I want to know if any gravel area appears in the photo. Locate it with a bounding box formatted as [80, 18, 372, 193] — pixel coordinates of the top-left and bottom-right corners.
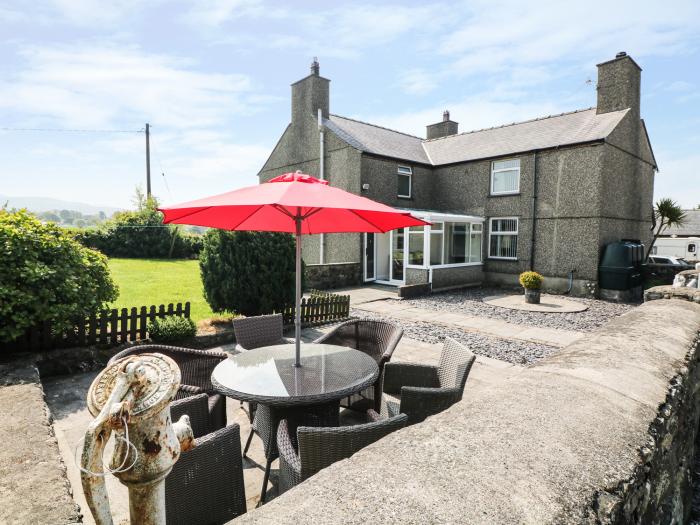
[352, 309, 559, 365]
[399, 287, 636, 333]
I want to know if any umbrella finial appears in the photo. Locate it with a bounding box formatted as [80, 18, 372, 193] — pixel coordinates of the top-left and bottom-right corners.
[310, 57, 319, 75]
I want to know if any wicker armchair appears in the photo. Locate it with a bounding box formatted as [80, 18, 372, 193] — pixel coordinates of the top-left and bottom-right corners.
[313, 319, 403, 412]
[166, 394, 246, 524]
[108, 344, 228, 430]
[276, 411, 408, 495]
[381, 337, 476, 425]
[232, 313, 295, 455]
[232, 313, 294, 353]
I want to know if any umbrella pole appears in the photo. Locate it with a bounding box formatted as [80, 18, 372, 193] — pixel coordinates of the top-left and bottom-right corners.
[295, 217, 302, 367]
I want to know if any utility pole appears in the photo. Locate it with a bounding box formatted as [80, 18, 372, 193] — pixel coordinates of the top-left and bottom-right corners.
[145, 123, 151, 197]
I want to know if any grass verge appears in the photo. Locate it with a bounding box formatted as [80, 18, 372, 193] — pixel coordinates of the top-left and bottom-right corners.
[107, 258, 215, 322]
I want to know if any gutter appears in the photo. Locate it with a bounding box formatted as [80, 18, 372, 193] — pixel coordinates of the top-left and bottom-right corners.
[319, 108, 325, 264]
[529, 150, 538, 271]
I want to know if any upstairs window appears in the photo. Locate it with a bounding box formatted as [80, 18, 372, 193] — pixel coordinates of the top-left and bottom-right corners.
[491, 158, 520, 195]
[398, 166, 412, 198]
[489, 218, 518, 259]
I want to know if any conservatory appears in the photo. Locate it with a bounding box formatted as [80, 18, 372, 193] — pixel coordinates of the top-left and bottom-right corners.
[363, 210, 485, 288]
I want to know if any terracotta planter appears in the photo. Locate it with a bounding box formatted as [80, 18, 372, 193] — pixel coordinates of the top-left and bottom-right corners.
[524, 287, 541, 304]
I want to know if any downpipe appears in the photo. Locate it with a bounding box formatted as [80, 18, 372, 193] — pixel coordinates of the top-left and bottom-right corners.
[318, 108, 325, 265]
[564, 269, 576, 295]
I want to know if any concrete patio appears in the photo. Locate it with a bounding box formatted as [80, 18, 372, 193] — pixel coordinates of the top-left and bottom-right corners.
[42, 324, 520, 524]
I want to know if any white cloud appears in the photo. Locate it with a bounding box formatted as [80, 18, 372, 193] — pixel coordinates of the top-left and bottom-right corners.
[0, 43, 276, 206]
[0, 44, 257, 129]
[356, 97, 564, 138]
[398, 69, 440, 96]
[185, 0, 266, 27]
[441, 0, 700, 65]
[47, 0, 147, 26]
[188, 2, 449, 59]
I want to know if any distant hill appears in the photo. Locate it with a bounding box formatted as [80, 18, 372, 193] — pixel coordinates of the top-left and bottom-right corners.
[0, 194, 123, 216]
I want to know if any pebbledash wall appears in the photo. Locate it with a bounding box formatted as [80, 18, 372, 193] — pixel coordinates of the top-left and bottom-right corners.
[258, 55, 655, 296]
[236, 299, 700, 524]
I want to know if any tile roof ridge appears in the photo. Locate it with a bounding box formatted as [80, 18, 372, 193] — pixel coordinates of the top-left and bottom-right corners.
[330, 113, 424, 140]
[422, 107, 600, 143]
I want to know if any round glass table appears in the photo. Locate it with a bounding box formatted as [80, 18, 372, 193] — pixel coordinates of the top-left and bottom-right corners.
[211, 343, 379, 406]
[211, 343, 379, 503]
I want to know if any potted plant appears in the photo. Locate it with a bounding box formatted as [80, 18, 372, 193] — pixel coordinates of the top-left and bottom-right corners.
[519, 271, 544, 304]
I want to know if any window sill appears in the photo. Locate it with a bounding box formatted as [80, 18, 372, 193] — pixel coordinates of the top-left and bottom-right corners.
[487, 257, 518, 261]
[488, 192, 521, 198]
[406, 262, 484, 270]
[397, 195, 413, 200]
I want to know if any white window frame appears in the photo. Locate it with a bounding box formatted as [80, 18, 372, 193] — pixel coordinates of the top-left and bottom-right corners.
[488, 217, 519, 260]
[490, 158, 520, 195]
[406, 225, 426, 267]
[397, 166, 412, 198]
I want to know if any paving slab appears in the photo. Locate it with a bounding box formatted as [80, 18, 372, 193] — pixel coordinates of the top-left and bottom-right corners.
[484, 294, 588, 313]
[329, 285, 398, 306]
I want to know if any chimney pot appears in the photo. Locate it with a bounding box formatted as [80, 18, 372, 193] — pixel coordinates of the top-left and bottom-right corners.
[311, 57, 320, 75]
[427, 111, 458, 139]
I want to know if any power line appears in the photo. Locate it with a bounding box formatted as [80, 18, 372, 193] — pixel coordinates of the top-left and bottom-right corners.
[0, 127, 144, 133]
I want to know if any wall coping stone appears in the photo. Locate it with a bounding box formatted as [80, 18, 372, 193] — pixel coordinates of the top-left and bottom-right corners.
[236, 300, 700, 524]
[306, 262, 359, 267]
[645, 285, 700, 303]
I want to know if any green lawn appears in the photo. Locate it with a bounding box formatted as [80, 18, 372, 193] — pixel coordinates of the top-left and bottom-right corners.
[108, 258, 215, 322]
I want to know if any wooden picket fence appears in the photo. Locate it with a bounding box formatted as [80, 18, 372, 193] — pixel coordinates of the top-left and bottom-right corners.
[282, 292, 350, 327]
[1, 302, 190, 353]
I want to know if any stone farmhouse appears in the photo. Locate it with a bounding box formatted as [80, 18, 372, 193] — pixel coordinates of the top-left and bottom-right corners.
[258, 53, 657, 296]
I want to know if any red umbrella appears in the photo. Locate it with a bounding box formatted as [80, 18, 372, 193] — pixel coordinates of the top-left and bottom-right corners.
[160, 171, 428, 366]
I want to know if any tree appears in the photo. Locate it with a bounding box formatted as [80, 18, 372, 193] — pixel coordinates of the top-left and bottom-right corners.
[0, 210, 118, 343]
[645, 198, 687, 260]
[199, 230, 298, 316]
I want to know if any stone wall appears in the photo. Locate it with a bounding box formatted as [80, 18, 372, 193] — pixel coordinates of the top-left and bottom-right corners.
[645, 285, 700, 304]
[431, 264, 483, 290]
[236, 300, 700, 524]
[0, 363, 81, 525]
[305, 262, 361, 290]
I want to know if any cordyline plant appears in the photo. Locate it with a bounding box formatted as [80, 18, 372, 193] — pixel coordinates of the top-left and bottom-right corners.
[0, 209, 118, 343]
[645, 198, 686, 260]
[519, 271, 544, 289]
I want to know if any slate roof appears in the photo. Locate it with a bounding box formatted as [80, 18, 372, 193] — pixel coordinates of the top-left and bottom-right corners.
[326, 115, 429, 164]
[326, 107, 629, 166]
[662, 210, 700, 237]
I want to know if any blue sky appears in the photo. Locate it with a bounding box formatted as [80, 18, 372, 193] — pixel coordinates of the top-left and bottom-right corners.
[1, 0, 699, 210]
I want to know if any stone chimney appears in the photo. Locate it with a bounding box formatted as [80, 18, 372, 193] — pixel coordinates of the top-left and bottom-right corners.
[596, 52, 641, 118]
[291, 57, 329, 124]
[426, 110, 459, 139]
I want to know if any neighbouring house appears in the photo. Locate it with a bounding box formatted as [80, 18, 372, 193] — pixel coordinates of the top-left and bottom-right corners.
[660, 209, 700, 238]
[258, 53, 657, 296]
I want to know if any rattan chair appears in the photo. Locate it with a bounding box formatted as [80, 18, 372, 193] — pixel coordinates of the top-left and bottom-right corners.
[313, 319, 403, 412]
[232, 313, 294, 353]
[276, 411, 408, 495]
[232, 313, 295, 455]
[380, 337, 476, 425]
[166, 394, 246, 524]
[108, 344, 228, 429]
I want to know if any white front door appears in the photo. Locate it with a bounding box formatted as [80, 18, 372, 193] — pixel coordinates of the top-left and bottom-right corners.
[364, 233, 376, 281]
[366, 231, 405, 285]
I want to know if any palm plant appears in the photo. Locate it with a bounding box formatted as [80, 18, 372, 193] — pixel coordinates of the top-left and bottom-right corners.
[645, 198, 686, 260]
